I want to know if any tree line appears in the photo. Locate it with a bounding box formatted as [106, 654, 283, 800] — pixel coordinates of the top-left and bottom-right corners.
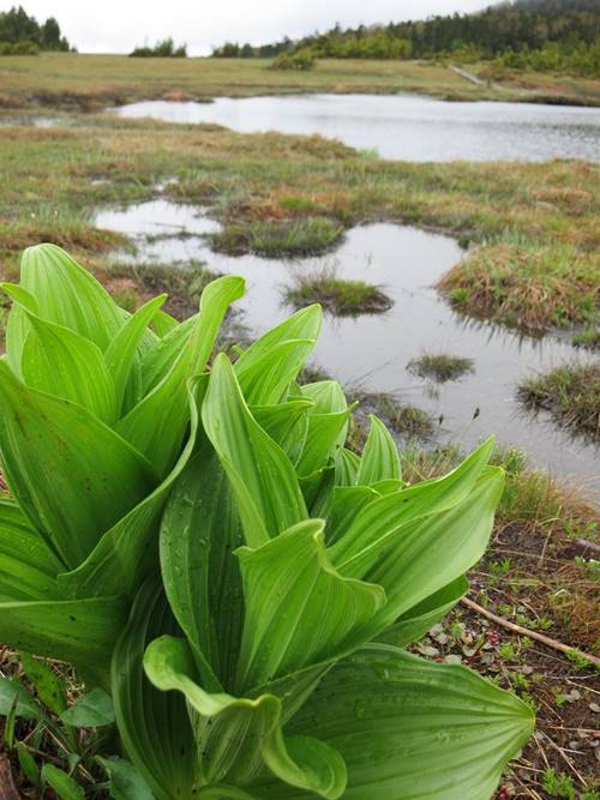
[0, 5, 72, 54]
[211, 0, 600, 77]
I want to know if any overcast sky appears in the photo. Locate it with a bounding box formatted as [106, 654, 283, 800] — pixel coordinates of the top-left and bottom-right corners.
[11, 0, 493, 55]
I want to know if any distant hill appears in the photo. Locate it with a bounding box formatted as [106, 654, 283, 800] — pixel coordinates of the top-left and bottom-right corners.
[212, 0, 600, 78]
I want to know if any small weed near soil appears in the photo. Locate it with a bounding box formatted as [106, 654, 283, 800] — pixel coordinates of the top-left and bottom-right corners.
[210, 217, 344, 257]
[573, 327, 600, 352]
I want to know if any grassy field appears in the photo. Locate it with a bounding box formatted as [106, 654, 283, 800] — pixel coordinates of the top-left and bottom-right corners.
[1, 53, 600, 110]
[0, 114, 598, 333]
[0, 72, 599, 796]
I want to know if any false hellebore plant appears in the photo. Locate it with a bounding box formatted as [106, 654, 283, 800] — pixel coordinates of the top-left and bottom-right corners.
[0, 244, 534, 799]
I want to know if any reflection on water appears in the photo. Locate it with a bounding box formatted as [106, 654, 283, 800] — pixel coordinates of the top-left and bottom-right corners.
[114, 94, 600, 162]
[95, 199, 600, 497]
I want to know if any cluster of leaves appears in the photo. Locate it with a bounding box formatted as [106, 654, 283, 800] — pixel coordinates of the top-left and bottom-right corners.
[0, 4, 71, 53]
[130, 37, 187, 58]
[0, 244, 533, 798]
[269, 52, 316, 71]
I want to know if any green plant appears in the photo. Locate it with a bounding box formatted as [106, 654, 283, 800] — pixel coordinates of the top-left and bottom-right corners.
[0, 244, 534, 798]
[0, 243, 244, 687]
[0, 658, 142, 794]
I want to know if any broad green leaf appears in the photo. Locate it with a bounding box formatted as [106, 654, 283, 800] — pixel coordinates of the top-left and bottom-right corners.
[376, 576, 468, 648]
[328, 438, 494, 573]
[58, 377, 205, 599]
[0, 499, 62, 600]
[139, 313, 198, 394]
[295, 408, 354, 478]
[21, 653, 67, 716]
[197, 787, 262, 799]
[104, 294, 167, 416]
[116, 276, 244, 477]
[202, 354, 307, 548]
[97, 757, 154, 800]
[0, 360, 157, 569]
[235, 519, 385, 692]
[363, 468, 504, 630]
[251, 400, 312, 464]
[300, 466, 336, 517]
[0, 595, 126, 687]
[41, 764, 85, 800]
[112, 579, 197, 800]
[4, 284, 38, 377]
[0, 677, 40, 719]
[236, 339, 316, 406]
[324, 486, 379, 546]
[356, 416, 400, 486]
[152, 308, 179, 337]
[17, 745, 41, 789]
[19, 244, 123, 351]
[234, 305, 322, 379]
[161, 447, 244, 690]
[335, 448, 360, 487]
[60, 688, 115, 727]
[2, 286, 118, 423]
[282, 645, 534, 800]
[144, 635, 347, 799]
[301, 381, 347, 414]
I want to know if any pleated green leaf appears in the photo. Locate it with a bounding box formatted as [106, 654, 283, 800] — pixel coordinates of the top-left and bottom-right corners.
[0, 499, 63, 600]
[282, 645, 534, 800]
[144, 635, 347, 799]
[112, 579, 197, 800]
[376, 575, 468, 648]
[139, 314, 198, 395]
[235, 340, 316, 406]
[160, 445, 244, 690]
[235, 519, 385, 693]
[335, 448, 361, 487]
[19, 244, 124, 351]
[202, 354, 307, 548]
[0, 595, 126, 686]
[363, 468, 504, 630]
[104, 294, 167, 416]
[328, 438, 494, 574]
[233, 305, 322, 381]
[2, 286, 118, 424]
[58, 377, 205, 600]
[116, 276, 244, 477]
[0, 360, 157, 569]
[251, 400, 312, 464]
[356, 415, 401, 486]
[295, 408, 354, 478]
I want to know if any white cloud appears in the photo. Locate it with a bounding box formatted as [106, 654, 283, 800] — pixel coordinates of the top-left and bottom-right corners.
[15, 0, 492, 55]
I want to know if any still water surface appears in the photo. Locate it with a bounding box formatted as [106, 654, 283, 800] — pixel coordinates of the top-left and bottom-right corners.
[115, 94, 600, 162]
[96, 199, 600, 497]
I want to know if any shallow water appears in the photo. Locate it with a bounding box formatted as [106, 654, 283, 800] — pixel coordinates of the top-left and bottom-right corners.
[114, 94, 600, 162]
[95, 199, 600, 497]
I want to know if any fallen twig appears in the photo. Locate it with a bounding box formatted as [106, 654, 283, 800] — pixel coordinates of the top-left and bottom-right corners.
[460, 597, 600, 668]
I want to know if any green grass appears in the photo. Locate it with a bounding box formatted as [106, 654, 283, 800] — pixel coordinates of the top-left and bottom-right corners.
[573, 326, 600, 351]
[284, 268, 392, 316]
[1, 54, 600, 111]
[407, 352, 475, 383]
[0, 113, 599, 332]
[210, 217, 344, 257]
[439, 238, 600, 331]
[518, 364, 600, 441]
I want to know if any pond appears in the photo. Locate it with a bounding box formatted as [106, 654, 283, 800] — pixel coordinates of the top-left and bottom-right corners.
[95, 199, 600, 497]
[114, 94, 600, 162]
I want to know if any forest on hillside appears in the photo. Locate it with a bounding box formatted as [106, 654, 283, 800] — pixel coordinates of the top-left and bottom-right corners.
[212, 0, 600, 77]
[0, 5, 72, 54]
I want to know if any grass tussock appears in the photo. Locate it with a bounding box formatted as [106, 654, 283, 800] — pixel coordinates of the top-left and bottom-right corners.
[284, 268, 393, 316]
[572, 326, 600, 351]
[210, 217, 344, 257]
[439, 241, 600, 331]
[518, 363, 600, 441]
[407, 352, 475, 383]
